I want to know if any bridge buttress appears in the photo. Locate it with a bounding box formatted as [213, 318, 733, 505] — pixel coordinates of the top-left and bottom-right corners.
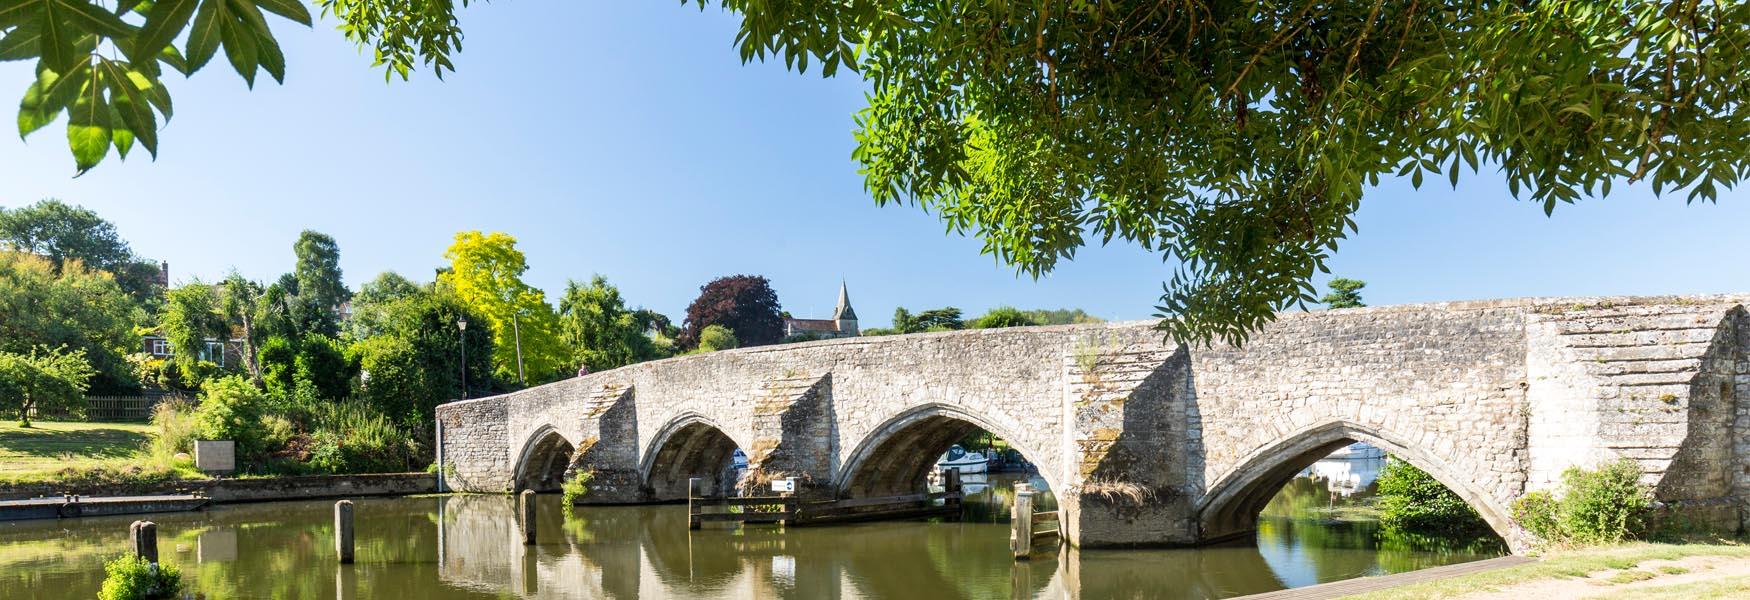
[742, 372, 836, 498]
[568, 384, 643, 503]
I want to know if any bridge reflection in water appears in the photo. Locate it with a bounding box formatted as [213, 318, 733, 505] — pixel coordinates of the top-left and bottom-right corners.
[0, 473, 1499, 600]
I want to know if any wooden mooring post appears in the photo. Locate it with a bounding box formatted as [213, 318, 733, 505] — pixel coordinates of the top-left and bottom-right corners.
[687, 477, 703, 530]
[129, 520, 158, 564]
[941, 468, 963, 521]
[519, 490, 537, 545]
[334, 500, 355, 564]
[1010, 483, 1034, 560]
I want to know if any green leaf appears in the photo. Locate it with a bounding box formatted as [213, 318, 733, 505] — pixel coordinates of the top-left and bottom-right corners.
[100, 58, 156, 156]
[17, 78, 53, 137]
[51, 0, 137, 38]
[218, 2, 257, 86]
[130, 68, 171, 117]
[110, 103, 134, 159]
[128, 0, 198, 65]
[18, 60, 88, 138]
[229, 0, 280, 82]
[252, 0, 309, 26]
[65, 69, 110, 173]
[0, 0, 41, 29]
[0, 20, 43, 61]
[183, 0, 224, 72]
[38, 0, 81, 72]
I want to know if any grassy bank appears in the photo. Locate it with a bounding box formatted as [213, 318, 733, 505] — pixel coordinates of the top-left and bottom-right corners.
[0, 421, 203, 486]
[1351, 542, 1750, 600]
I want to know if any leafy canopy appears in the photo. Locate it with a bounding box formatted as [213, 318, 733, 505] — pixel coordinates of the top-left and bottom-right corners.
[438, 230, 565, 385]
[558, 274, 668, 373]
[1320, 277, 1367, 309]
[0, 344, 95, 426]
[681, 274, 783, 349]
[9, 1, 1749, 343]
[0, 250, 138, 393]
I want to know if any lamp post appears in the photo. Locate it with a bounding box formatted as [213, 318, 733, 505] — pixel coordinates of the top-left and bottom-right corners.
[458, 316, 468, 400]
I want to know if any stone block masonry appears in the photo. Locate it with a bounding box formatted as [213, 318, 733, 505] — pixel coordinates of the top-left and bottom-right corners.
[436, 295, 1750, 551]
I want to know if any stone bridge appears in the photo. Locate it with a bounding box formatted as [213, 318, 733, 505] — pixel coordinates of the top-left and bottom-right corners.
[434, 295, 1750, 550]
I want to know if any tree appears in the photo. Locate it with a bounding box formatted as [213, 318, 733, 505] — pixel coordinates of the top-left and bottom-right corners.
[349, 286, 492, 424]
[1321, 278, 1368, 309]
[293, 231, 349, 337]
[10, 2, 1746, 345]
[557, 275, 666, 373]
[681, 275, 783, 349]
[346, 271, 427, 340]
[218, 273, 265, 386]
[438, 231, 565, 385]
[0, 346, 95, 427]
[1376, 457, 1489, 538]
[160, 282, 225, 379]
[0, 199, 163, 302]
[969, 307, 1040, 329]
[0, 252, 138, 393]
[1021, 309, 1103, 326]
[696, 324, 739, 353]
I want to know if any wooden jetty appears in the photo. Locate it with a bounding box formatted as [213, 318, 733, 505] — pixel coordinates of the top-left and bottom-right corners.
[0, 494, 208, 521]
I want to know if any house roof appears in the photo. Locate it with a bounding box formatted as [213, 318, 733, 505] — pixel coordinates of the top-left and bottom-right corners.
[787, 318, 842, 332]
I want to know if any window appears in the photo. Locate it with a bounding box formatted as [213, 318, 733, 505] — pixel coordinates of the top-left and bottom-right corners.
[150, 339, 171, 356]
[202, 341, 225, 367]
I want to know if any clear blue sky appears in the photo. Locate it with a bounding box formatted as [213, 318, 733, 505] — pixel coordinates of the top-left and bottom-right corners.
[4, 3, 1747, 328]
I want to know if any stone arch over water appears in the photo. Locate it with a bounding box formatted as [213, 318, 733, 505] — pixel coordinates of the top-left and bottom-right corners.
[834, 403, 1059, 499]
[1195, 419, 1515, 544]
[641, 413, 745, 500]
[513, 425, 576, 493]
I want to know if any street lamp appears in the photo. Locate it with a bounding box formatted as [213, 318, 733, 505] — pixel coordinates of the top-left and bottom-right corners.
[458, 316, 468, 400]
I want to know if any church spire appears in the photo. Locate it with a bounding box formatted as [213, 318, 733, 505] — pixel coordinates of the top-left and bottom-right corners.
[833, 280, 858, 321]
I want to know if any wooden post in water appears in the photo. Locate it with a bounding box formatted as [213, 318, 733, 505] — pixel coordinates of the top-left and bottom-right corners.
[519, 490, 537, 545]
[688, 477, 702, 530]
[942, 468, 963, 521]
[334, 500, 355, 564]
[129, 520, 158, 565]
[1010, 483, 1034, 560]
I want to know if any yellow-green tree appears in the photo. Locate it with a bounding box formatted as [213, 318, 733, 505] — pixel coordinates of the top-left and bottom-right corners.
[438, 231, 564, 386]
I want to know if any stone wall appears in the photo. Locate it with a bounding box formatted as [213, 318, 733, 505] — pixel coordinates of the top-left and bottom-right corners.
[435, 294, 1750, 549]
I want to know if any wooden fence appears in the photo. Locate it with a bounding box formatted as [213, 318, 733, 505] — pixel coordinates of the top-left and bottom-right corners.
[1, 394, 190, 422]
[687, 469, 967, 529]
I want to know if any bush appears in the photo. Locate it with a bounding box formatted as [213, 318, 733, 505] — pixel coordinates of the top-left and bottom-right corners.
[697, 325, 739, 352]
[1512, 459, 1651, 545]
[147, 398, 199, 462]
[97, 555, 181, 600]
[969, 306, 1039, 329]
[306, 399, 419, 474]
[561, 471, 593, 514]
[193, 376, 270, 463]
[1376, 457, 1490, 537]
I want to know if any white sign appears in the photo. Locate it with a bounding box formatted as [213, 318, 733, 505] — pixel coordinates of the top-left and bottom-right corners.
[771, 478, 796, 493]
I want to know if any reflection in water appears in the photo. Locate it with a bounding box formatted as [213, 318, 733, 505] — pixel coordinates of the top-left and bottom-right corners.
[0, 473, 1500, 599]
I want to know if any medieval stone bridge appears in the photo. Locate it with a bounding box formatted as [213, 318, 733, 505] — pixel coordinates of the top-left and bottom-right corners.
[434, 295, 1750, 550]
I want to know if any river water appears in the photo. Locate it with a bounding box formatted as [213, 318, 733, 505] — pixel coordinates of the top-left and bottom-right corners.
[0, 472, 1502, 599]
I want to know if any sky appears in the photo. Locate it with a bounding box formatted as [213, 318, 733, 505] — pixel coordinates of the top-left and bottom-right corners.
[3, 3, 1748, 329]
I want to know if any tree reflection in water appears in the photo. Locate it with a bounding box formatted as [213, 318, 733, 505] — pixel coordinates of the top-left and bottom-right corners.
[0, 471, 1503, 599]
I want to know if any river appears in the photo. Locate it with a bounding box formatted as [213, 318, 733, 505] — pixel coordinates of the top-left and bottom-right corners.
[0, 471, 1503, 599]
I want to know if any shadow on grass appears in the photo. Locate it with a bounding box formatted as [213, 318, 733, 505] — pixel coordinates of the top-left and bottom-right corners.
[0, 426, 149, 460]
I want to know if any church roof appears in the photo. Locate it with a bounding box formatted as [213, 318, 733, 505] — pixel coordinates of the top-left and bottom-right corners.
[833, 281, 858, 321]
[787, 318, 842, 332]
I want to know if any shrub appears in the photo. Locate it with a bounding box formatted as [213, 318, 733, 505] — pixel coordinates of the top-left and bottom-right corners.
[307, 399, 419, 474]
[147, 398, 199, 462]
[561, 471, 593, 514]
[97, 555, 181, 600]
[1376, 457, 1490, 537]
[697, 325, 739, 352]
[193, 376, 270, 463]
[1512, 459, 1651, 546]
[969, 306, 1039, 329]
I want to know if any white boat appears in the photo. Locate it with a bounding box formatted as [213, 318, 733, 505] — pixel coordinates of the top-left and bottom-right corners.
[936, 445, 990, 474]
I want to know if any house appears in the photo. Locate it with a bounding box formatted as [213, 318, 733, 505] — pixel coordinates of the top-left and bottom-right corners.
[141, 334, 246, 368]
[783, 281, 860, 339]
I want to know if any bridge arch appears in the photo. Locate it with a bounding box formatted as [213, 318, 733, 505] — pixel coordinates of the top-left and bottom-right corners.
[513, 424, 576, 493]
[835, 403, 1060, 499]
[641, 412, 746, 500]
[1195, 419, 1515, 544]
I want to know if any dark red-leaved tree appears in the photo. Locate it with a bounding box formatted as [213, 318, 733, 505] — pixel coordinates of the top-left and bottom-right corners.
[681, 275, 783, 349]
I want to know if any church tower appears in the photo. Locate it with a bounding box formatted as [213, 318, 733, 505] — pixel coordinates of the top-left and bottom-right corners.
[832, 280, 859, 336]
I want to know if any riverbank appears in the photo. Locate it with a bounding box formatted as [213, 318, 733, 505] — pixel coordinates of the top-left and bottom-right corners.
[0, 472, 436, 512]
[1349, 542, 1750, 600]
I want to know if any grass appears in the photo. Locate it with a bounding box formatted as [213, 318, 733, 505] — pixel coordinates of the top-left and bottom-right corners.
[1349, 542, 1750, 600]
[1589, 575, 1750, 599]
[0, 421, 204, 486]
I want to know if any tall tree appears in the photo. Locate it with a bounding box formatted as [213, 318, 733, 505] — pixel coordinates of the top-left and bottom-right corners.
[681, 275, 783, 349]
[10, 2, 1747, 345]
[0, 252, 138, 393]
[0, 346, 95, 427]
[218, 273, 266, 386]
[160, 282, 225, 376]
[439, 231, 565, 385]
[346, 271, 427, 340]
[0, 199, 163, 302]
[1321, 278, 1368, 309]
[557, 275, 666, 373]
[350, 285, 492, 423]
[293, 231, 349, 337]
